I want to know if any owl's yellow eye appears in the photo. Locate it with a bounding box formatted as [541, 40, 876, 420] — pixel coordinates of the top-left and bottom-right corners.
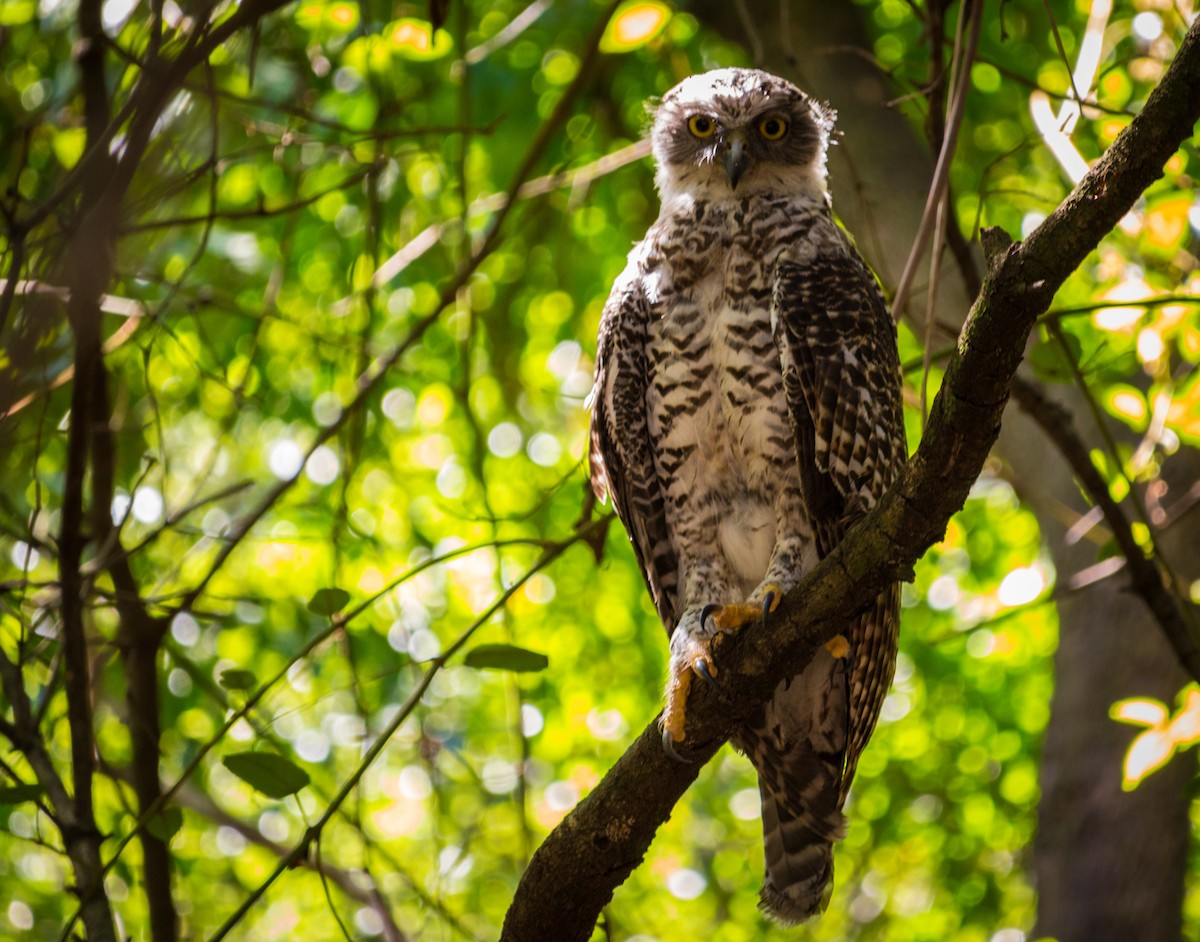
[687, 115, 716, 138]
[758, 116, 788, 140]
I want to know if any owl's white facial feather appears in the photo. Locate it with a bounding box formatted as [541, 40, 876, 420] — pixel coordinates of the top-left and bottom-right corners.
[649, 68, 834, 206]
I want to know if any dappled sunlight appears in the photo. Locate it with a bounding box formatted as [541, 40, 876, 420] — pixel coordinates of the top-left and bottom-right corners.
[1, 0, 1198, 939]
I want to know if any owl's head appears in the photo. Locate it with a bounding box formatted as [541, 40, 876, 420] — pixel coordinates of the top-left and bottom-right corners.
[649, 68, 834, 204]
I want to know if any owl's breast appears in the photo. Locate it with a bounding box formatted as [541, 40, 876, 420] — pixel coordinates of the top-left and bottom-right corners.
[643, 217, 799, 501]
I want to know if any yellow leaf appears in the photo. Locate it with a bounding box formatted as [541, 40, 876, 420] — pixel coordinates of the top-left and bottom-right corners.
[1181, 324, 1200, 361]
[1167, 688, 1200, 747]
[1142, 195, 1191, 251]
[1165, 374, 1200, 444]
[327, 2, 358, 29]
[601, 1, 672, 53]
[52, 127, 87, 169]
[388, 19, 453, 60]
[296, 1, 360, 34]
[1103, 385, 1149, 428]
[1109, 697, 1168, 727]
[1122, 729, 1174, 790]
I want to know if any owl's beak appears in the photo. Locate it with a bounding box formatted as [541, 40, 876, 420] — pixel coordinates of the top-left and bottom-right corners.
[723, 134, 750, 190]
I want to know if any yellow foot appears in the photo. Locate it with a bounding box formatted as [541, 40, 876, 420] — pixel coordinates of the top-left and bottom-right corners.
[710, 602, 758, 630]
[663, 588, 786, 748]
[663, 632, 718, 743]
[663, 664, 691, 744]
[711, 582, 785, 630]
[825, 633, 850, 659]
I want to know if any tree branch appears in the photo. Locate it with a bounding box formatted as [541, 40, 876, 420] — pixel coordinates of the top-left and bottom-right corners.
[0, 649, 73, 817]
[168, 783, 409, 942]
[1010, 376, 1200, 676]
[501, 15, 1200, 941]
[47, 2, 121, 938]
[37, 7, 311, 941]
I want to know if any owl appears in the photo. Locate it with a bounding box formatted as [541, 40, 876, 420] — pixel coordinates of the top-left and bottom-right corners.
[588, 68, 906, 922]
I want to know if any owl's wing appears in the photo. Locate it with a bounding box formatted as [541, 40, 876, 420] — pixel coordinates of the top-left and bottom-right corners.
[772, 243, 906, 556]
[771, 238, 906, 798]
[589, 277, 680, 631]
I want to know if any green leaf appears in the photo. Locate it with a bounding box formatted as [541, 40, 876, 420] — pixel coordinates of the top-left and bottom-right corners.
[463, 643, 549, 673]
[51, 127, 86, 169]
[307, 588, 350, 616]
[223, 752, 310, 799]
[219, 668, 257, 691]
[0, 784, 43, 805]
[145, 806, 184, 842]
[0, 1, 36, 26]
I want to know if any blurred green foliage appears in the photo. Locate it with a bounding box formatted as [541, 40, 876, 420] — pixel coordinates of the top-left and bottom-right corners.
[0, 1, 1198, 940]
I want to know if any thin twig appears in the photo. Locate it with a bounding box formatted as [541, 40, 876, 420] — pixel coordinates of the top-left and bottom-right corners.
[181, 0, 624, 609]
[1011, 376, 1200, 677]
[891, 0, 984, 319]
[206, 523, 601, 941]
[464, 0, 552, 64]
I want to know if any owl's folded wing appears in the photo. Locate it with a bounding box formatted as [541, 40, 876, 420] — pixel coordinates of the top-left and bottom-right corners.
[772, 244, 907, 557]
[589, 281, 680, 632]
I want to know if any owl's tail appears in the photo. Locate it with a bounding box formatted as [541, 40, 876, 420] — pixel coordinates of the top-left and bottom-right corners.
[740, 646, 849, 924]
[758, 781, 845, 923]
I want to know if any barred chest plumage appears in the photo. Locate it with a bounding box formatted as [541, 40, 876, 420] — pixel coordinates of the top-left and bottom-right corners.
[633, 192, 828, 598]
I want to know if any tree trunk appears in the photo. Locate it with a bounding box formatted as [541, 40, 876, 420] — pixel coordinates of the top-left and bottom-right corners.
[1004, 407, 1195, 942]
[1036, 588, 1190, 941]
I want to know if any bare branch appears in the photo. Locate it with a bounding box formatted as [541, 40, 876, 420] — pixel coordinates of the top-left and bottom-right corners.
[179, 0, 624, 610]
[891, 0, 983, 318]
[206, 522, 603, 941]
[1011, 377, 1200, 678]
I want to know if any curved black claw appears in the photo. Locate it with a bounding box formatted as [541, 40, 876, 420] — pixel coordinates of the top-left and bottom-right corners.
[693, 656, 720, 692]
[761, 590, 777, 619]
[662, 727, 694, 764]
[699, 603, 720, 631]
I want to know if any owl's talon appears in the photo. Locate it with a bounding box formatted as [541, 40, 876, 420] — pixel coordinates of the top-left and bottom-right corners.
[662, 726, 693, 763]
[760, 582, 784, 619]
[699, 603, 720, 632]
[694, 656, 719, 691]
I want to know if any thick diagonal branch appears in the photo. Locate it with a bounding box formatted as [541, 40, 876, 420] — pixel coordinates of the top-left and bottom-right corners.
[501, 16, 1200, 942]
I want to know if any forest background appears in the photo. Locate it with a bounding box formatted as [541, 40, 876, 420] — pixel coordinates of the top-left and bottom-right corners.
[1, 1, 1200, 940]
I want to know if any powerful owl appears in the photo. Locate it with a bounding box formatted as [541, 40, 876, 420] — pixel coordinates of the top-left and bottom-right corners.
[588, 68, 906, 921]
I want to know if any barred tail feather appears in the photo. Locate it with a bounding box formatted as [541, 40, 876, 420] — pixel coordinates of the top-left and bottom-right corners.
[759, 786, 845, 923]
[740, 647, 850, 924]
